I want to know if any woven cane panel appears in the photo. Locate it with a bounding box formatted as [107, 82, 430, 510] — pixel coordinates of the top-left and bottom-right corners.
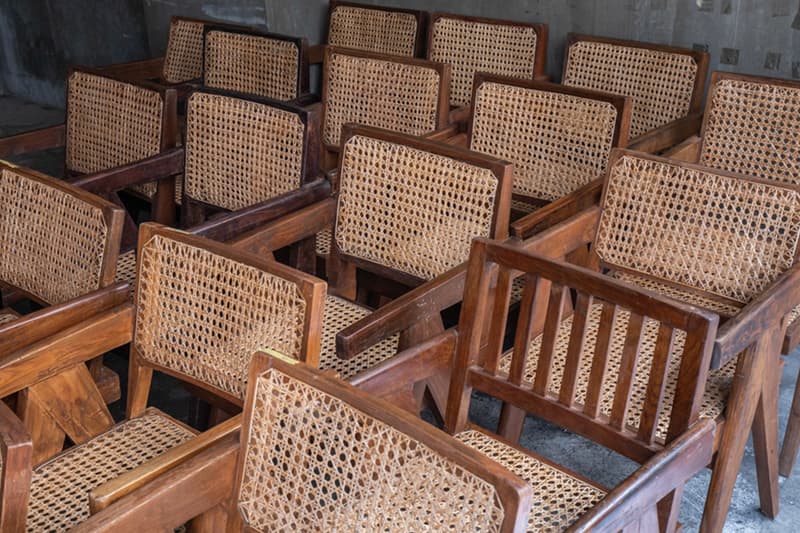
[238, 368, 506, 532]
[184, 92, 305, 210]
[26, 410, 194, 533]
[66, 71, 163, 174]
[596, 155, 800, 304]
[0, 168, 108, 305]
[335, 135, 498, 280]
[316, 227, 333, 256]
[0, 309, 19, 325]
[789, 305, 800, 327]
[134, 235, 307, 399]
[163, 19, 205, 84]
[471, 82, 618, 201]
[204, 31, 300, 101]
[115, 249, 137, 300]
[429, 18, 538, 108]
[328, 5, 418, 57]
[563, 41, 697, 138]
[701, 78, 800, 186]
[498, 303, 735, 442]
[323, 52, 442, 146]
[318, 295, 399, 380]
[457, 429, 605, 533]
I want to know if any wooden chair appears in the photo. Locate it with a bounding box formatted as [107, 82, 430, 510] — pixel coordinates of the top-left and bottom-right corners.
[0, 223, 326, 531]
[561, 33, 708, 153]
[202, 27, 309, 102]
[425, 13, 548, 120]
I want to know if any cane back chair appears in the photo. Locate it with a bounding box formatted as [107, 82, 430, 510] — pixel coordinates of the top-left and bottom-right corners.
[202, 27, 309, 102]
[0, 224, 326, 532]
[561, 34, 708, 153]
[426, 13, 548, 116]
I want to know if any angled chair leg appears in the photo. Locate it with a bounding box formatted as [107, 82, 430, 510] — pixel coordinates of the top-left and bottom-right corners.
[498, 404, 526, 443]
[780, 361, 800, 477]
[657, 486, 684, 533]
[753, 357, 782, 518]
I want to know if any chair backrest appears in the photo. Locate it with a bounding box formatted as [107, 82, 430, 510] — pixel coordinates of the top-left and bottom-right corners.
[321, 47, 450, 149]
[65, 69, 172, 175]
[202, 27, 307, 101]
[183, 90, 320, 211]
[468, 75, 630, 202]
[595, 150, 800, 306]
[562, 34, 708, 139]
[0, 163, 124, 306]
[233, 352, 532, 532]
[427, 13, 547, 108]
[326, 1, 426, 57]
[131, 224, 326, 403]
[333, 125, 511, 285]
[699, 72, 800, 187]
[446, 238, 719, 461]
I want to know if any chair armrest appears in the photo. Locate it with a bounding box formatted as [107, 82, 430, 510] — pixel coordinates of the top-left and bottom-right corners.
[97, 57, 165, 81]
[308, 44, 325, 65]
[517, 205, 600, 259]
[713, 263, 800, 368]
[448, 106, 470, 128]
[70, 434, 240, 533]
[67, 148, 185, 195]
[0, 124, 66, 158]
[511, 180, 603, 239]
[567, 418, 715, 532]
[663, 135, 702, 162]
[424, 124, 460, 142]
[626, 112, 703, 154]
[0, 401, 32, 533]
[89, 415, 242, 513]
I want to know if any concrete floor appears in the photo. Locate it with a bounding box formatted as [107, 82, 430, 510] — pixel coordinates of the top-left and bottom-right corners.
[3, 93, 800, 531]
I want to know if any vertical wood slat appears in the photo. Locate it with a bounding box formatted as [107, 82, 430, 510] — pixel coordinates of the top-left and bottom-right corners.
[637, 323, 676, 444]
[559, 292, 593, 406]
[609, 311, 645, 430]
[483, 266, 514, 375]
[508, 273, 542, 385]
[584, 301, 618, 418]
[532, 283, 568, 396]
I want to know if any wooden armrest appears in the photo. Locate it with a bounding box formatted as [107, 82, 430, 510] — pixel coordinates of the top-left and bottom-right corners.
[89, 415, 242, 513]
[337, 265, 467, 359]
[512, 180, 603, 239]
[664, 135, 702, 162]
[0, 401, 32, 533]
[191, 178, 331, 242]
[230, 197, 337, 255]
[568, 419, 715, 532]
[0, 124, 66, 158]
[423, 124, 460, 142]
[67, 148, 185, 194]
[713, 263, 800, 368]
[71, 435, 239, 533]
[97, 57, 165, 81]
[308, 44, 325, 65]
[448, 106, 470, 127]
[626, 112, 703, 154]
[517, 205, 600, 261]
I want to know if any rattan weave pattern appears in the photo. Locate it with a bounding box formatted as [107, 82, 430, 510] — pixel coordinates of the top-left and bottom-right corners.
[133, 235, 308, 399]
[316, 227, 333, 256]
[323, 52, 442, 146]
[238, 368, 506, 532]
[184, 92, 305, 210]
[328, 5, 418, 57]
[335, 135, 498, 281]
[429, 18, 538, 108]
[596, 155, 800, 304]
[701, 78, 800, 186]
[457, 429, 605, 533]
[204, 31, 300, 101]
[0, 168, 109, 305]
[563, 41, 697, 138]
[26, 409, 194, 532]
[162, 19, 205, 84]
[318, 295, 399, 379]
[470, 82, 618, 201]
[114, 249, 137, 300]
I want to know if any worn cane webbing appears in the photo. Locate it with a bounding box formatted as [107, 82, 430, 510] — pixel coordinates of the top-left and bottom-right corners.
[328, 5, 418, 57]
[498, 303, 735, 442]
[204, 31, 300, 101]
[0, 309, 19, 325]
[457, 429, 605, 533]
[597, 155, 800, 304]
[563, 41, 697, 138]
[701, 78, 800, 186]
[316, 227, 333, 256]
[318, 295, 399, 380]
[238, 368, 506, 532]
[163, 19, 205, 84]
[184, 92, 305, 211]
[429, 17, 538, 108]
[114, 249, 137, 299]
[0, 168, 109, 305]
[323, 52, 442, 146]
[26, 409, 194, 533]
[336, 135, 499, 280]
[471, 82, 618, 201]
[134, 235, 308, 399]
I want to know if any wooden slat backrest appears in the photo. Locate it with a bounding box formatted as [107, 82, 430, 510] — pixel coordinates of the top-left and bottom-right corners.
[326, 1, 425, 57]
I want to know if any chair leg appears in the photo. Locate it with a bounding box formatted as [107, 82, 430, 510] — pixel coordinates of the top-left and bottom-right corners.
[753, 357, 782, 518]
[657, 486, 684, 533]
[498, 404, 526, 443]
[780, 360, 800, 477]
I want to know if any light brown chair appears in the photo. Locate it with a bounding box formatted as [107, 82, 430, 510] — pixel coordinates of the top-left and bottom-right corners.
[0, 223, 326, 532]
[561, 33, 708, 153]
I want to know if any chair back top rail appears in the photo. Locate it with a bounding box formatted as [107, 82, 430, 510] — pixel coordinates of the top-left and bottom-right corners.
[326, 0, 427, 58]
